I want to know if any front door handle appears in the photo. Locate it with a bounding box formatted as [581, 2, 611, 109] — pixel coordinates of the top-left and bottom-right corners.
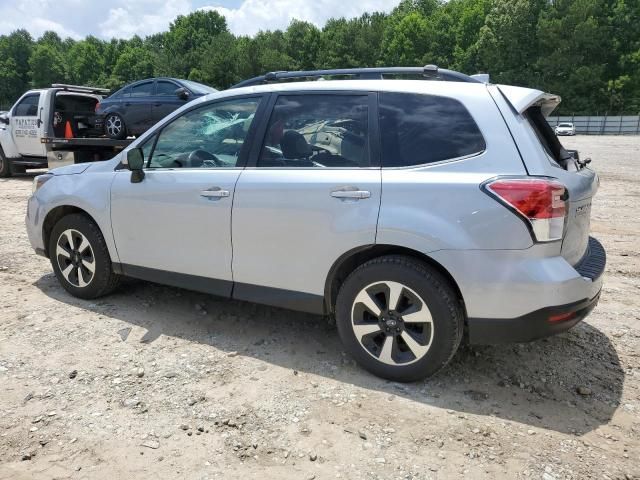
[331, 188, 371, 200]
[200, 188, 230, 199]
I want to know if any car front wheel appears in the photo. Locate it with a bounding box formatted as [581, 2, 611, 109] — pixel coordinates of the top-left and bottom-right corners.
[335, 255, 464, 382]
[49, 213, 120, 299]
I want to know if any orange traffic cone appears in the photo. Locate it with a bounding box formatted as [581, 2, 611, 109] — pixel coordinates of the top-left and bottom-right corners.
[64, 120, 73, 139]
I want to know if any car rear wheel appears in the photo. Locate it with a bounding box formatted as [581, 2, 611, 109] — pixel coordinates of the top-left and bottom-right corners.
[49, 213, 120, 299]
[105, 113, 126, 140]
[335, 255, 464, 382]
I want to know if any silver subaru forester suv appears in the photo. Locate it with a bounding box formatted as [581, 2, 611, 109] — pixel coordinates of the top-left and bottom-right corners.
[26, 66, 605, 381]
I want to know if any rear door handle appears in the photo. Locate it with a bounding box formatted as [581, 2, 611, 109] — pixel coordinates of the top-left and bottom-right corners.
[200, 188, 230, 199]
[331, 188, 371, 200]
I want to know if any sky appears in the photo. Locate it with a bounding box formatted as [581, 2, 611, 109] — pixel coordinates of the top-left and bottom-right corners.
[0, 0, 400, 40]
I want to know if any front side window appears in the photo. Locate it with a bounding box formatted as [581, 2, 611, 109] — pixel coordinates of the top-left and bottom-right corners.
[379, 92, 485, 167]
[147, 97, 261, 169]
[130, 82, 153, 97]
[155, 81, 179, 96]
[14, 94, 40, 116]
[258, 94, 370, 168]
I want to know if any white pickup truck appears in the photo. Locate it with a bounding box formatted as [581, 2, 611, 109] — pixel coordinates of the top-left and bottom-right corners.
[0, 84, 131, 177]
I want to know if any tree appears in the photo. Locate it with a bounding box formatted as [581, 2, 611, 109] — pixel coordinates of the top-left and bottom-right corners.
[29, 43, 66, 87]
[67, 39, 104, 85]
[381, 12, 432, 66]
[112, 46, 155, 84]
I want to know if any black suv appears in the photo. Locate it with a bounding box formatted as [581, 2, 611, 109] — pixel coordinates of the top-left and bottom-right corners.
[95, 78, 217, 139]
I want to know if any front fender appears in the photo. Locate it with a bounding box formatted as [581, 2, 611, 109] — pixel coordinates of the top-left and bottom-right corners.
[34, 170, 119, 262]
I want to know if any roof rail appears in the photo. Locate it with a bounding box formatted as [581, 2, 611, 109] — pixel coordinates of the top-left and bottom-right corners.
[231, 65, 481, 89]
[51, 84, 111, 95]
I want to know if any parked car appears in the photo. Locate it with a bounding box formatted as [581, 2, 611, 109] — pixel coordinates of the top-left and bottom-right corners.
[26, 66, 604, 382]
[95, 78, 217, 139]
[555, 122, 576, 136]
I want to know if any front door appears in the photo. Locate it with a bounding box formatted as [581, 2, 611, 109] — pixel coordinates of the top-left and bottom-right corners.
[11, 93, 46, 157]
[110, 95, 264, 296]
[232, 93, 381, 310]
[151, 80, 187, 123]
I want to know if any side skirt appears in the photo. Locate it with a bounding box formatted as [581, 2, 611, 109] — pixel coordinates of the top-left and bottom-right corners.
[112, 263, 325, 315]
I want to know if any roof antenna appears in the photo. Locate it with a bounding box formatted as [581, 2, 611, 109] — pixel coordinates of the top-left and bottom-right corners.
[423, 64, 439, 78]
[471, 73, 490, 83]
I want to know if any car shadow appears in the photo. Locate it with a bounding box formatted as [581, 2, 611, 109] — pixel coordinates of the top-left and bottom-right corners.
[34, 273, 623, 435]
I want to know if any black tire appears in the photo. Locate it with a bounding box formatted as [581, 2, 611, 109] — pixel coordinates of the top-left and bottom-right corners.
[104, 113, 126, 140]
[0, 147, 12, 178]
[335, 255, 464, 382]
[49, 213, 120, 299]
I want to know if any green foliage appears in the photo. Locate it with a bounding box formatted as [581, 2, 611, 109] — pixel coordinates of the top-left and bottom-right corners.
[0, 3, 639, 114]
[29, 43, 66, 88]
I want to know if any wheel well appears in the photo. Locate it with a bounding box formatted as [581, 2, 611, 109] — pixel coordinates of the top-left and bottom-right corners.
[42, 206, 93, 258]
[324, 245, 466, 316]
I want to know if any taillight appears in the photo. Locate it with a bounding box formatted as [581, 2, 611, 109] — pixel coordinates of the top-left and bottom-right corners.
[95, 102, 100, 113]
[483, 177, 568, 242]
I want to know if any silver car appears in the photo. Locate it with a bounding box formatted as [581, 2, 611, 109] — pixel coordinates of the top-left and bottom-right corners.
[26, 67, 605, 382]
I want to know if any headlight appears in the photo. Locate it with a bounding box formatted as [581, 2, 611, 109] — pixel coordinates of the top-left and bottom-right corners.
[32, 174, 53, 194]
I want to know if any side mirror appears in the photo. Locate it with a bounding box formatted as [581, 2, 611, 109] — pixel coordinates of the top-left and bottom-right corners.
[126, 148, 145, 183]
[0, 115, 9, 125]
[175, 87, 190, 101]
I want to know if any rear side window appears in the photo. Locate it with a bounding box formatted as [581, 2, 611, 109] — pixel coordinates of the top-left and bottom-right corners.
[379, 92, 485, 167]
[258, 94, 370, 168]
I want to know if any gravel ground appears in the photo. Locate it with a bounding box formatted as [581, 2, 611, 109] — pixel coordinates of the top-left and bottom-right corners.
[0, 136, 638, 480]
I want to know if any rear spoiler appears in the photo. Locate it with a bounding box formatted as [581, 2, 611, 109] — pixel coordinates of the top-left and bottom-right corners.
[497, 84, 561, 117]
[51, 84, 111, 95]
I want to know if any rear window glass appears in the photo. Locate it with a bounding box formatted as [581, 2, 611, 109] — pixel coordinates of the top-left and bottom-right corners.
[379, 92, 485, 167]
[525, 106, 568, 165]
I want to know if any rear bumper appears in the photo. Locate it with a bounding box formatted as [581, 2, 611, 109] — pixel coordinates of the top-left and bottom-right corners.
[467, 291, 601, 344]
[429, 236, 606, 344]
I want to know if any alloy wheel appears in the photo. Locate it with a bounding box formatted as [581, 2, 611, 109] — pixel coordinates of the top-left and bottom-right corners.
[56, 229, 96, 288]
[351, 281, 434, 366]
[106, 115, 122, 137]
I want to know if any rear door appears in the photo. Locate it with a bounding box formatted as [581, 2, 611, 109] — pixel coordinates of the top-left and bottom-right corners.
[231, 92, 381, 311]
[124, 81, 154, 134]
[11, 92, 46, 157]
[151, 80, 187, 123]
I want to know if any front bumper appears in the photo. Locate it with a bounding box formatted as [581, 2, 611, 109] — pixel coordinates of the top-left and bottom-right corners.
[26, 193, 46, 256]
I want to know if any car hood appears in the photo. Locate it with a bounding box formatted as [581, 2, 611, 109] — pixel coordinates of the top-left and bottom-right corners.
[50, 163, 92, 176]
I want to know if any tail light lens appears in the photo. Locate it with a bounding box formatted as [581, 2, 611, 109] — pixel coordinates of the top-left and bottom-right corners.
[484, 177, 568, 242]
[95, 102, 100, 113]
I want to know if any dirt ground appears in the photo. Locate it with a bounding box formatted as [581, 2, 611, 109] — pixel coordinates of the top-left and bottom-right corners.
[0, 136, 638, 480]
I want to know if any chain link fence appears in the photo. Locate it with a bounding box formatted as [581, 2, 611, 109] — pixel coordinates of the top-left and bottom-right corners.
[547, 115, 640, 135]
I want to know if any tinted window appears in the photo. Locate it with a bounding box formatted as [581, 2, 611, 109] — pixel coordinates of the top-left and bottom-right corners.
[148, 97, 261, 169]
[130, 82, 153, 97]
[258, 95, 369, 168]
[379, 92, 485, 167]
[156, 81, 179, 96]
[14, 94, 40, 116]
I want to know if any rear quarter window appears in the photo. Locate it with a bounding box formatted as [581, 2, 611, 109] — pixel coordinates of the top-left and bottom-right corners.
[379, 92, 485, 167]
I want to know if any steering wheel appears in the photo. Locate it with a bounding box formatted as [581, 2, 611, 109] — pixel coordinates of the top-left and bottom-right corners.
[187, 149, 223, 168]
